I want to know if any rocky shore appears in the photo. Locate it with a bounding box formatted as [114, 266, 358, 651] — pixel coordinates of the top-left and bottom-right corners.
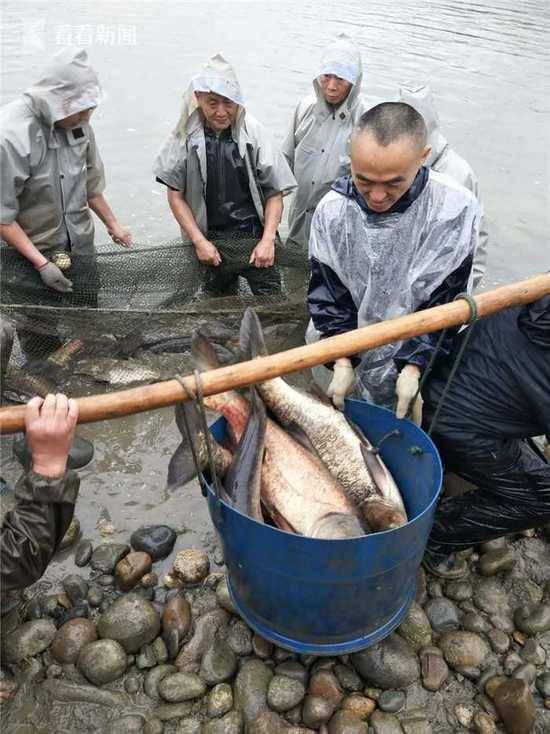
[1, 524, 549, 733]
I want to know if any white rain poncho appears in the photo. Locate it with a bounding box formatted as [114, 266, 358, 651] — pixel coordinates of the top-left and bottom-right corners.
[0, 48, 105, 254]
[399, 84, 489, 288]
[282, 35, 370, 250]
[153, 53, 296, 245]
[308, 170, 479, 408]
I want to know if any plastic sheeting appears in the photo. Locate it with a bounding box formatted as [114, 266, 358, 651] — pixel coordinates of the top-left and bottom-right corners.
[399, 84, 489, 288]
[282, 35, 369, 250]
[425, 297, 550, 553]
[308, 170, 479, 407]
[0, 48, 105, 253]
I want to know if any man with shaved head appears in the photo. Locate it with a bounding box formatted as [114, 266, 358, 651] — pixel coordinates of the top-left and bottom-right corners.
[308, 102, 479, 420]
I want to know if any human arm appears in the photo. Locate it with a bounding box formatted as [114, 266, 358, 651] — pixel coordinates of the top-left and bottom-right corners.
[0, 394, 79, 592]
[249, 193, 283, 268]
[88, 194, 132, 247]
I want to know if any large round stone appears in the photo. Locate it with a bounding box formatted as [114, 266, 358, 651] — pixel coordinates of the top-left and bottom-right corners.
[5, 619, 57, 663]
[173, 549, 210, 584]
[115, 551, 152, 592]
[200, 640, 237, 685]
[90, 543, 130, 574]
[51, 618, 98, 664]
[97, 593, 160, 652]
[131, 525, 177, 562]
[234, 659, 273, 724]
[351, 633, 419, 689]
[439, 631, 490, 670]
[267, 675, 306, 712]
[77, 639, 127, 685]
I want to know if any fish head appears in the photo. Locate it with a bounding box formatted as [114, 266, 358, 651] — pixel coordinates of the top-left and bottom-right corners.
[360, 499, 407, 532]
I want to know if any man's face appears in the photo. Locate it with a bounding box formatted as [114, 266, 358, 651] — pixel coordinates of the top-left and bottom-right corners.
[351, 131, 430, 212]
[195, 92, 238, 133]
[55, 108, 94, 129]
[319, 74, 352, 106]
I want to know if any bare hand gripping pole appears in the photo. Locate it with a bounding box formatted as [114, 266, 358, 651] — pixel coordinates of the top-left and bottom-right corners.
[1, 273, 549, 435]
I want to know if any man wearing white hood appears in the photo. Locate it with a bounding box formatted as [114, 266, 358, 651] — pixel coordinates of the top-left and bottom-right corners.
[0, 48, 131, 291]
[399, 84, 489, 288]
[282, 35, 369, 251]
[154, 54, 296, 297]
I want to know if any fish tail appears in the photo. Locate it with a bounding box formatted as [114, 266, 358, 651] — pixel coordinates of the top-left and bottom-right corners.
[239, 307, 268, 359]
[191, 331, 222, 371]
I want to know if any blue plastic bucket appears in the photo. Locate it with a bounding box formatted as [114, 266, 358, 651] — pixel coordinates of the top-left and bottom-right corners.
[204, 398, 442, 655]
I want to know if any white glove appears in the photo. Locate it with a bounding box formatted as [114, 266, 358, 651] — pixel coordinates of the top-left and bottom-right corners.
[37, 261, 73, 293]
[395, 365, 423, 425]
[326, 358, 355, 409]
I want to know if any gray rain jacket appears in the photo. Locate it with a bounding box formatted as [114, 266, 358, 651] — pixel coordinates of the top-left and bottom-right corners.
[399, 84, 489, 288]
[153, 54, 296, 245]
[0, 48, 105, 254]
[282, 35, 370, 250]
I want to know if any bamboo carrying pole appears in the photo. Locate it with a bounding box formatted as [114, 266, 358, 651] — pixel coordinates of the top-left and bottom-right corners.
[1, 273, 549, 435]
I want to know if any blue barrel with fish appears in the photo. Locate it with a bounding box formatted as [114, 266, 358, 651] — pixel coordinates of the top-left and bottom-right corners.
[204, 398, 442, 655]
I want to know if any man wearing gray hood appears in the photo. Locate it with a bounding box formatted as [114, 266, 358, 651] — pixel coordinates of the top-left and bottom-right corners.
[154, 54, 296, 298]
[0, 48, 131, 356]
[399, 84, 489, 288]
[283, 35, 369, 251]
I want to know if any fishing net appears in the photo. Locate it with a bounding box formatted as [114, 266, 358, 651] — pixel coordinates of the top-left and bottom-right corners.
[0, 237, 310, 403]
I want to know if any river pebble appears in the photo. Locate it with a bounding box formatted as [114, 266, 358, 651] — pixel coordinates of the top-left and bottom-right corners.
[108, 715, 145, 733]
[268, 675, 306, 712]
[202, 711, 243, 734]
[397, 602, 432, 650]
[51, 618, 97, 664]
[248, 711, 289, 733]
[62, 574, 89, 604]
[115, 551, 152, 591]
[461, 612, 491, 634]
[55, 600, 90, 628]
[536, 672, 550, 697]
[162, 594, 191, 659]
[252, 634, 273, 660]
[233, 659, 273, 724]
[340, 693, 376, 719]
[59, 516, 81, 550]
[97, 593, 160, 652]
[275, 661, 309, 686]
[152, 636, 168, 664]
[226, 619, 253, 656]
[136, 644, 157, 669]
[370, 710, 403, 734]
[158, 672, 206, 702]
[144, 663, 177, 700]
[77, 639, 127, 685]
[200, 639, 237, 684]
[439, 631, 489, 669]
[131, 525, 177, 561]
[520, 638, 546, 665]
[216, 578, 237, 614]
[97, 573, 115, 587]
[493, 679, 535, 734]
[173, 548, 210, 584]
[302, 695, 336, 729]
[176, 608, 229, 671]
[474, 578, 509, 615]
[328, 710, 367, 733]
[86, 584, 103, 608]
[445, 580, 472, 601]
[74, 539, 93, 567]
[378, 689, 405, 713]
[478, 547, 515, 576]
[351, 634, 419, 689]
[5, 619, 57, 663]
[472, 711, 496, 734]
[208, 682, 234, 718]
[420, 650, 448, 692]
[175, 718, 202, 734]
[143, 720, 163, 734]
[491, 614, 514, 634]
[153, 702, 194, 721]
[308, 670, 343, 707]
[512, 663, 537, 685]
[514, 602, 550, 635]
[487, 629, 510, 654]
[90, 543, 130, 574]
[423, 598, 460, 633]
[125, 675, 141, 694]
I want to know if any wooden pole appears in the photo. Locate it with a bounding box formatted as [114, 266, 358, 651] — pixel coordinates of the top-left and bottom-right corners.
[1, 273, 549, 435]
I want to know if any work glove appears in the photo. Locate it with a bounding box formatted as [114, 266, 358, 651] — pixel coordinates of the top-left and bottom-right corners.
[395, 364, 423, 426]
[326, 357, 355, 409]
[37, 261, 73, 293]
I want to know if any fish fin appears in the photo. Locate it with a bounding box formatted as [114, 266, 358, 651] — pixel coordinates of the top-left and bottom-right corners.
[239, 307, 268, 359]
[167, 441, 202, 490]
[359, 442, 396, 499]
[191, 331, 222, 371]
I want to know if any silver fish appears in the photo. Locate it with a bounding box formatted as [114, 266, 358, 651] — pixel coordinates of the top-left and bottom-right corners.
[73, 358, 160, 385]
[239, 308, 407, 532]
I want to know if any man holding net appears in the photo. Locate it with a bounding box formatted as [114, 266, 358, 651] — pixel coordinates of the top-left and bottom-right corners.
[0, 48, 131, 358]
[154, 53, 296, 299]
